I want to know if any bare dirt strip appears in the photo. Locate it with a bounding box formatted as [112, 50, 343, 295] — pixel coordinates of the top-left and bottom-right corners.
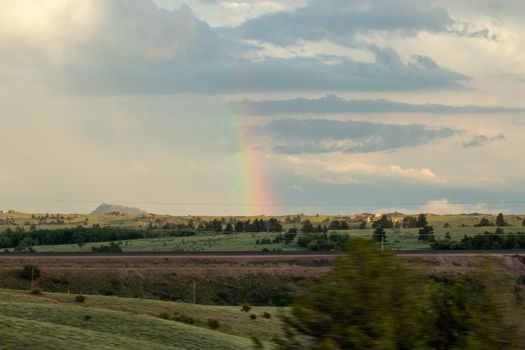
[0, 254, 334, 277]
[1, 252, 525, 277]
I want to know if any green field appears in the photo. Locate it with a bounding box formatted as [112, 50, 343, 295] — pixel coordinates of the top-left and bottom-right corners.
[11, 230, 431, 253]
[26, 232, 300, 253]
[0, 289, 283, 349]
[2, 212, 525, 253]
[2, 212, 523, 232]
[20, 228, 524, 253]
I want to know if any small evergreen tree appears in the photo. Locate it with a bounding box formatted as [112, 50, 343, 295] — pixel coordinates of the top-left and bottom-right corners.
[496, 213, 508, 227]
[301, 220, 314, 233]
[224, 222, 233, 233]
[234, 221, 244, 233]
[416, 214, 428, 228]
[328, 220, 341, 230]
[372, 226, 386, 243]
[475, 217, 493, 227]
[418, 225, 435, 242]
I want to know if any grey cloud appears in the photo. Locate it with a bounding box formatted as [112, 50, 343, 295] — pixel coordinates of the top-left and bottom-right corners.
[463, 133, 505, 148]
[236, 94, 523, 115]
[1, 0, 471, 98]
[1, 1, 251, 66]
[235, 0, 492, 46]
[2, 1, 469, 95]
[257, 119, 461, 154]
[65, 48, 468, 94]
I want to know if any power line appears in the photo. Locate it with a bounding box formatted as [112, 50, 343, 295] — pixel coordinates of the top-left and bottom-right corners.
[0, 196, 524, 207]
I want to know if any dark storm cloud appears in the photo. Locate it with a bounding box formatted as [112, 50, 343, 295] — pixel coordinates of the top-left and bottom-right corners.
[257, 119, 461, 154]
[67, 48, 468, 94]
[236, 94, 524, 115]
[9, 1, 469, 95]
[235, 0, 494, 46]
[463, 133, 505, 148]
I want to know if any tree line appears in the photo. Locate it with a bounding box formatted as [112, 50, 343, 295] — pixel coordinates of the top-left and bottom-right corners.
[431, 231, 525, 250]
[0, 226, 187, 250]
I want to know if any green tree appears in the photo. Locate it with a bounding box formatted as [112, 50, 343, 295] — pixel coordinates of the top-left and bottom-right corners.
[496, 213, 507, 227]
[402, 216, 418, 228]
[372, 215, 393, 229]
[267, 218, 283, 232]
[416, 214, 428, 228]
[18, 265, 41, 280]
[475, 217, 493, 227]
[301, 220, 314, 233]
[328, 220, 341, 230]
[418, 225, 435, 242]
[279, 239, 523, 350]
[234, 221, 244, 233]
[372, 226, 386, 243]
[279, 239, 428, 349]
[283, 232, 297, 245]
[224, 222, 233, 233]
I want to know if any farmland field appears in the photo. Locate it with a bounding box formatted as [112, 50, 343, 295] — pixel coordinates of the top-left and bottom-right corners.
[2, 212, 525, 253]
[10, 229, 525, 253]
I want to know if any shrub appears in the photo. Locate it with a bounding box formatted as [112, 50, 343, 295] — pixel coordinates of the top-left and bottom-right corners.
[158, 312, 170, 320]
[75, 295, 86, 303]
[262, 312, 272, 319]
[83, 315, 92, 321]
[29, 288, 42, 295]
[241, 304, 252, 313]
[251, 336, 264, 350]
[280, 238, 523, 349]
[173, 313, 196, 325]
[249, 314, 257, 320]
[207, 319, 220, 329]
[18, 265, 41, 280]
[91, 241, 123, 253]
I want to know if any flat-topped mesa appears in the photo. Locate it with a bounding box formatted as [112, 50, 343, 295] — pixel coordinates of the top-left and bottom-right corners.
[90, 203, 147, 216]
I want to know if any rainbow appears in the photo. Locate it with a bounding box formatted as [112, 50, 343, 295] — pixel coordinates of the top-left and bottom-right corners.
[226, 102, 275, 216]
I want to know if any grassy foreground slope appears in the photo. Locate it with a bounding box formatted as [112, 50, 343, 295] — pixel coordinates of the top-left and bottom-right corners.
[0, 289, 283, 349]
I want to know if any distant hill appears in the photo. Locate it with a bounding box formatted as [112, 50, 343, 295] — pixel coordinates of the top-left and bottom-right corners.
[90, 203, 147, 215]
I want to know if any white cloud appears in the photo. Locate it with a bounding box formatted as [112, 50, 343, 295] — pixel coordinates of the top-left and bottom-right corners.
[375, 199, 499, 215]
[1, 0, 221, 65]
[286, 156, 439, 184]
[417, 199, 497, 214]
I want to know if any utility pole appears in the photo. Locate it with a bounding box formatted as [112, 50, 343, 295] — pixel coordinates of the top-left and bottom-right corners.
[193, 282, 196, 304]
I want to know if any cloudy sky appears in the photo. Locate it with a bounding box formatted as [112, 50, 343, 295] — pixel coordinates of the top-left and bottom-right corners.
[1, 0, 525, 215]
